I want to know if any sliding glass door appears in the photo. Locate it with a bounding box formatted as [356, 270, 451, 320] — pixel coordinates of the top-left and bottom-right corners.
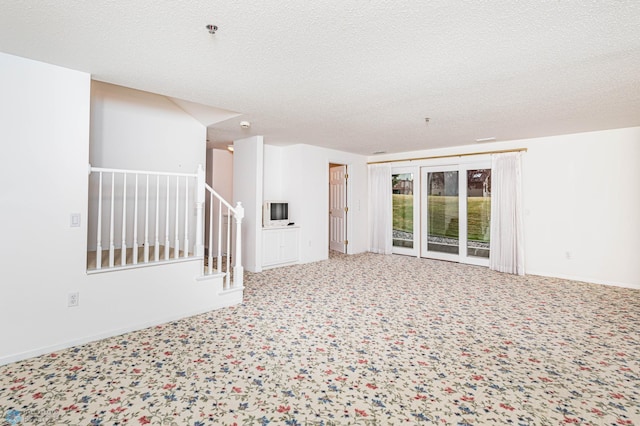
[421, 162, 491, 265]
[391, 167, 419, 256]
[466, 168, 491, 259]
[422, 167, 460, 261]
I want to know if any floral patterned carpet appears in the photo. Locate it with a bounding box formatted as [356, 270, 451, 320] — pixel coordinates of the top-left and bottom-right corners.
[1, 252, 639, 425]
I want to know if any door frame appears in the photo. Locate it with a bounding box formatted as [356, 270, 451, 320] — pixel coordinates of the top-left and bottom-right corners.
[328, 162, 350, 255]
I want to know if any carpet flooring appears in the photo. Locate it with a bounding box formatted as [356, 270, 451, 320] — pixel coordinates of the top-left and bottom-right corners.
[1, 252, 639, 425]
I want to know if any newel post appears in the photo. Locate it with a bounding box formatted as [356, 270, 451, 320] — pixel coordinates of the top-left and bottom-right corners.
[195, 164, 205, 257]
[233, 202, 244, 288]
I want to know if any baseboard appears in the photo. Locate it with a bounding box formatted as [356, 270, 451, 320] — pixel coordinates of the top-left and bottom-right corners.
[526, 270, 639, 290]
[0, 300, 241, 367]
[219, 286, 244, 296]
[195, 272, 226, 281]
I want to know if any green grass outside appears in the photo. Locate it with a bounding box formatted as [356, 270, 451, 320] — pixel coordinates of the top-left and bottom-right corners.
[392, 194, 491, 242]
[392, 194, 413, 234]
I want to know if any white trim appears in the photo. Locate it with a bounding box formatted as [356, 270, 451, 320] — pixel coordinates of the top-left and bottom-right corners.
[219, 286, 244, 295]
[327, 159, 352, 255]
[87, 256, 201, 274]
[195, 271, 226, 281]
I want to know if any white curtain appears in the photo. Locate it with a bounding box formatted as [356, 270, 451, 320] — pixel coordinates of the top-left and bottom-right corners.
[368, 164, 393, 254]
[490, 152, 525, 275]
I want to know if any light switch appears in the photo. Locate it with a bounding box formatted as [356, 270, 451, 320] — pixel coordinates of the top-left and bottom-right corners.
[70, 213, 81, 227]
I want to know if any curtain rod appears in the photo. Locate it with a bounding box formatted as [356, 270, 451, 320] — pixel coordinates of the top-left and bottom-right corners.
[367, 147, 528, 165]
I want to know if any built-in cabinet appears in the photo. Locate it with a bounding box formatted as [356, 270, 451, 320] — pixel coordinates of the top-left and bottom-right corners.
[262, 226, 300, 268]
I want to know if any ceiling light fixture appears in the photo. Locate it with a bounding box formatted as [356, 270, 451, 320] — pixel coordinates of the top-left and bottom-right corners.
[240, 120, 251, 129]
[227, 144, 234, 152]
[475, 137, 496, 143]
[206, 24, 218, 34]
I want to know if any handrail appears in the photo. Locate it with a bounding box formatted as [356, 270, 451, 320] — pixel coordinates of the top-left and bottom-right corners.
[202, 181, 244, 289]
[90, 165, 197, 178]
[204, 183, 238, 213]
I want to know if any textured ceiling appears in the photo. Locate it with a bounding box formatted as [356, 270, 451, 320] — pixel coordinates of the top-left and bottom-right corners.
[2, 1, 640, 155]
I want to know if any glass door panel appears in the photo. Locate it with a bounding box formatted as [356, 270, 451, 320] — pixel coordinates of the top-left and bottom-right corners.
[424, 169, 459, 258]
[392, 168, 419, 256]
[467, 169, 491, 258]
[392, 172, 414, 249]
[421, 162, 491, 265]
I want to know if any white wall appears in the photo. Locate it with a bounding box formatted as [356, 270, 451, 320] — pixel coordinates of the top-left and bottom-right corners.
[0, 52, 90, 363]
[209, 148, 234, 201]
[263, 145, 284, 200]
[233, 136, 264, 272]
[90, 81, 205, 171]
[266, 144, 369, 263]
[0, 53, 233, 365]
[370, 127, 640, 288]
[521, 128, 639, 288]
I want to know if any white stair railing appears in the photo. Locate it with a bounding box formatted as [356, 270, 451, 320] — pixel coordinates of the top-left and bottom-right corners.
[202, 181, 244, 290]
[87, 164, 244, 289]
[89, 165, 200, 270]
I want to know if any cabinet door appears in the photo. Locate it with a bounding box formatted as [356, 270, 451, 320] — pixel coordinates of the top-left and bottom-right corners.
[280, 229, 299, 263]
[262, 230, 281, 266]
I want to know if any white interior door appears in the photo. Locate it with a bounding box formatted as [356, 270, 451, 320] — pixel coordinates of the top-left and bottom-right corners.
[329, 165, 347, 253]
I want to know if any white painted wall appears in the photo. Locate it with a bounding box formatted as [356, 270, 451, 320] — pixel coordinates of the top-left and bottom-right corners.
[263, 145, 284, 200]
[521, 128, 639, 288]
[0, 53, 233, 365]
[90, 81, 205, 171]
[267, 144, 369, 263]
[370, 127, 640, 288]
[209, 148, 234, 201]
[0, 52, 90, 363]
[233, 136, 264, 272]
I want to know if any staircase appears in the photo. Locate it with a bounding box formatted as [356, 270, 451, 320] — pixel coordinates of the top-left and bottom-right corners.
[87, 164, 244, 292]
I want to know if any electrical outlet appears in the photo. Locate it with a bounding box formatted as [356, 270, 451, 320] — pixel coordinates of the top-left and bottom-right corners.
[68, 292, 79, 307]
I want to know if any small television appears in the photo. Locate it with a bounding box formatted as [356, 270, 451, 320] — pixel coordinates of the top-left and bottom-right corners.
[263, 201, 290, 227]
